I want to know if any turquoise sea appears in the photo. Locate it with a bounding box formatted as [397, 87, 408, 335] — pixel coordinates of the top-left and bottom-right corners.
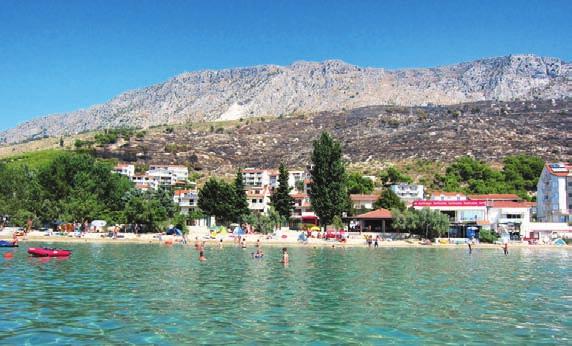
[0, 243, 570, 344]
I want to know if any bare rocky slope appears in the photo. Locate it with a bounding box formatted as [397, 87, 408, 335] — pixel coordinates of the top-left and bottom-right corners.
[95, 99, 571, 175]
[1, 54, 570, 144]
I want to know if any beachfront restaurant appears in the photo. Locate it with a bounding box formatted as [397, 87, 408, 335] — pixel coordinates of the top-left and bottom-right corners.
[413, 200, 488, 239]
[351, 208, 393, 232]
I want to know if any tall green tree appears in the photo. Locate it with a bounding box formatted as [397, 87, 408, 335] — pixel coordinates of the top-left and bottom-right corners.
[375, 189, 406, 211]
[346, 172, 374, 194]
[233, 168, 250, 222]
[378, 166, 412, 186]
[415, 208, 449, 239]
[198, 178, 237, 226]
[270, 162, 294, 220]
[123, 190, 168, 231]
[309, 132, 348, 230]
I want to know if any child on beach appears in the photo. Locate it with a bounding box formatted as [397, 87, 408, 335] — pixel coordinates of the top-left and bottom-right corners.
[281, 247, 289, 264]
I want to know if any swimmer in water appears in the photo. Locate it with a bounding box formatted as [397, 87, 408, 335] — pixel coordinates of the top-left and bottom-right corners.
[281, 247, 289, 264]
[199, 251, 206, 261]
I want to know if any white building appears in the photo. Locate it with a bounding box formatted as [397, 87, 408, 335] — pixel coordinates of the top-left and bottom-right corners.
[350, 194, 379, 211]
[130, 174, 160, 190]
[390, 183, 424, 204]
[487, 201, 534, 233]
[246, 186, 272, 214]
[173, 189, 199, 215]
[115, 163, 191, 191]
[243, 168, 306, 190]
[113, 164, 135, 177]
[290, 193, 317, 225]
[536, 163, 572, 223]
[243, 169, 268, 187]
[431, 191, 467, 201]
[149, 165, 189, 182]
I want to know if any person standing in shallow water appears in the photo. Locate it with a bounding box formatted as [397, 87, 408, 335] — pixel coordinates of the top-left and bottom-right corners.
[503, 242, 508, 256]
[281, 247, 289, 264]
[199, 251, 206, 261]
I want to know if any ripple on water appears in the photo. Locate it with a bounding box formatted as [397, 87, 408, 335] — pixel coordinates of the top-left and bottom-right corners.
[0, 244, 570, 344]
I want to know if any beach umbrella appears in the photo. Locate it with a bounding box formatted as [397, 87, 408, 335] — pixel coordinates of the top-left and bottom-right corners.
[91, 220, 107, 227]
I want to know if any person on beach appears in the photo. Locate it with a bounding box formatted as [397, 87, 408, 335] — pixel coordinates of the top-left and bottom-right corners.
[467, 241, 472, 254]
[503, 242, 508, 256]
[218, 239, 223, 248]
[256, 239, 261, 248]
[367, 235, 373, 248]
[281, 247, 289, 264]
[199, 251, 206, 261]
[241, 238, 247, 249]
[194, 237, 200, 249]
[374, 235, 379, 248]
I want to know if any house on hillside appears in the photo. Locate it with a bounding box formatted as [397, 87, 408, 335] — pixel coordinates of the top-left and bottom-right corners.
[536, 162, 572, 223]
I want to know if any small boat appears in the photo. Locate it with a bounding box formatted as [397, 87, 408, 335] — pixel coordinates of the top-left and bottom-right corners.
[0, 240, 18, 247]
[27, 247, 72, 257]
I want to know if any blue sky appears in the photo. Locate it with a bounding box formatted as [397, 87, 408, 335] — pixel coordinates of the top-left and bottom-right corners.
[0, 0, 570, 131]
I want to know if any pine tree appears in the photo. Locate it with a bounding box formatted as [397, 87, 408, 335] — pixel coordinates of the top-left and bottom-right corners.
[309, 132, 348, 230]
[233, 168, 250, 223]
[198, 178, 236, 226]
[270, 162, 294, 221]
[375, 188, 406, 211]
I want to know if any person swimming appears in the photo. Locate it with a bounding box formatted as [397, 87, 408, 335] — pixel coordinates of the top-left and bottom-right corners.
[199, 251, 206, 261]
[252, 249, 264, 259]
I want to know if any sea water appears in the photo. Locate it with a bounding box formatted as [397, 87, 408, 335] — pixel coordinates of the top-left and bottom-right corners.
[0, 243, 570, 344]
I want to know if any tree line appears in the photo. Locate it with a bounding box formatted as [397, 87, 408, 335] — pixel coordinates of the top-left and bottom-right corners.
[0, 152, 180, 231]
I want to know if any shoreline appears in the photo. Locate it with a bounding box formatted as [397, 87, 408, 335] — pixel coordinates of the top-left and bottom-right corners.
[1, 234, 569, 250]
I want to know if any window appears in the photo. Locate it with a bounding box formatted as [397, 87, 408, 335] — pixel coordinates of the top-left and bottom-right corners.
[504, 214, 522, 219]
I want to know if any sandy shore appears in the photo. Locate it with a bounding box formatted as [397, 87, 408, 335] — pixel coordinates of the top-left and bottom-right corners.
[1, 228, 568, 250]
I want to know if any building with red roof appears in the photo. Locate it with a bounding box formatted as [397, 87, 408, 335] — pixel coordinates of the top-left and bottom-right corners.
[350, 194, 379, 210]
[537, 162, 572, 222]
[352, 208, 393, 232]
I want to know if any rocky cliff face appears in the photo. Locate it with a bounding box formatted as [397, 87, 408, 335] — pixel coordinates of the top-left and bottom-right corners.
[1, 54, 570, 144]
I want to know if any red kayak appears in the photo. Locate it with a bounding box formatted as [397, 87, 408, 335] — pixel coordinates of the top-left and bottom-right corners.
[28, 247, 72, 257]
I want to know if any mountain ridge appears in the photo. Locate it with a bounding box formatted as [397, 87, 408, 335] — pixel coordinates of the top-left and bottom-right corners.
[1, 54, 570, 144]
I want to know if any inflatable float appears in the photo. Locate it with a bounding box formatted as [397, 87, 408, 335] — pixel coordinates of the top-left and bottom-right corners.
[0, 240, 18, 247]
[27, 247, 72, 257]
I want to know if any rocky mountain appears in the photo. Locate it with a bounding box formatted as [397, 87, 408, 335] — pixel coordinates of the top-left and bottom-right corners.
[1, 54, 570, 144]
[95, 99, 571, 174]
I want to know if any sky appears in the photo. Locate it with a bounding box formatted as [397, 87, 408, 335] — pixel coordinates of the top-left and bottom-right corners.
[0, 0, 570, 131]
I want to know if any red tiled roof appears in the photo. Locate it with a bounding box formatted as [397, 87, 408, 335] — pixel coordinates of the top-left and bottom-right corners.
[350, 194, 379, 201]
[468, 194, 521, 201]
[290, 193, 308, 199]
[354, 208, 392, 219]
[545, 163, 572, 177]
[174, 189, 193, 196]
[489, 201, 535, 209]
